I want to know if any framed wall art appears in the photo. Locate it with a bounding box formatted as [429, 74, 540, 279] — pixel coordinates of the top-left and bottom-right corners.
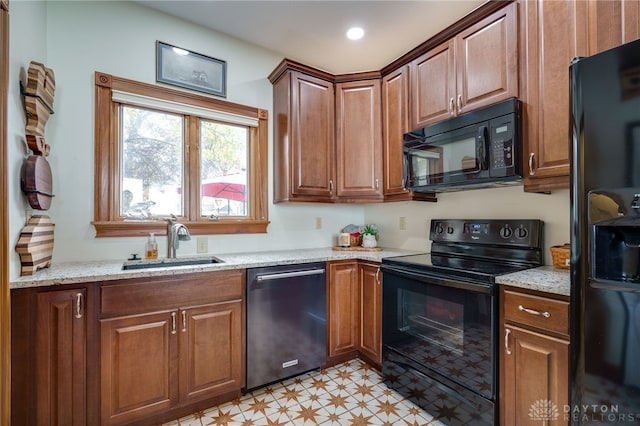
[156, 41, 226, 97]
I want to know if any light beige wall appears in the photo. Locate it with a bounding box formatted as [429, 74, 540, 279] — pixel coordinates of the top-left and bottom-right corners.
[364, 187, 570, 265]
[7, 1, 365, 279]
[8, 1, 571, 279]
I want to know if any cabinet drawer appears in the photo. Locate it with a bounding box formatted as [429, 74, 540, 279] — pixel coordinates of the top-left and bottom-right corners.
[503, 290, 569, 336]
[100, 269, 244, 317]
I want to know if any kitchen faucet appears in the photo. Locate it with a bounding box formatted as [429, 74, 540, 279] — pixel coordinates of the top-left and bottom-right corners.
[167, 215, 191, 258]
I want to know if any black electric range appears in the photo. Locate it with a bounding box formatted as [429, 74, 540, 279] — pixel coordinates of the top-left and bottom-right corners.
[381, 219, 544, 426]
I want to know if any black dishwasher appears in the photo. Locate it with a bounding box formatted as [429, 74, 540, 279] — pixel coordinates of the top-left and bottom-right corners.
[246, 262, 327, 391]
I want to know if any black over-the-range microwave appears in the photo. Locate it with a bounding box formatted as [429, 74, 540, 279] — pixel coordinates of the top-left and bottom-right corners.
[403, 97, 523, 193]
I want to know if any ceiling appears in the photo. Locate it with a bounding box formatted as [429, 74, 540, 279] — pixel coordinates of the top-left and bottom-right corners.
[136, 0, 486, 74]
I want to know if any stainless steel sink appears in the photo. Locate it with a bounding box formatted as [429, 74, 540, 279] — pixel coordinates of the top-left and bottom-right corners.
[122, 256, 224, 270]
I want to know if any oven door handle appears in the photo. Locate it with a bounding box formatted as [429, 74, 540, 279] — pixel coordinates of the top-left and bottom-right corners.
[381, 264, 492, 294]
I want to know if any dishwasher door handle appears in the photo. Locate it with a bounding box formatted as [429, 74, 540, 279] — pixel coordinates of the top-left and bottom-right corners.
[255, 269, 325, 282]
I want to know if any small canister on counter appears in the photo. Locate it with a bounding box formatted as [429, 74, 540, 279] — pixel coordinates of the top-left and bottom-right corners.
[338, 233, 350, 247]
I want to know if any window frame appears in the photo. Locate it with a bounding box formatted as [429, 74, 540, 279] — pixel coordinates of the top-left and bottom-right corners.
[93, 71, 269, 238]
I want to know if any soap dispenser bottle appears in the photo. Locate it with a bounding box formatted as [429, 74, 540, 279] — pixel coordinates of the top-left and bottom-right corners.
[145, 232, 158, 259]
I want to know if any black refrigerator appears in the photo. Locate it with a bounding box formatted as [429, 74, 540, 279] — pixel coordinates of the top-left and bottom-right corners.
[570, 38, 640, 424]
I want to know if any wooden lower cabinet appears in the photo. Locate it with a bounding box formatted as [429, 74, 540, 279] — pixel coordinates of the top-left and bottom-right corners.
[327, 260, 382, 367]
[99, 270, 245, 426]
[101, 301, 243, 426]
[11, 286, 90, 426]
[13, 269, 245, 426]
[502, 325, 569, 425]
[500, 287, 570, 426]
[358, 262, 382, 367]
[100, 310, 177, 425]
[178, 301, 243, 404]
[327, 261, 359, 361]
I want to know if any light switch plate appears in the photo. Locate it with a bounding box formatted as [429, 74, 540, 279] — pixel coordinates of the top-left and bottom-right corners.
[399, 217, 406, 230]
[196, 237, 208, 253]
[315, 217, 322, 229]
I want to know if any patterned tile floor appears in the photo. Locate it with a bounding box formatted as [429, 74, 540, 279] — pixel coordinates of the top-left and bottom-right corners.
[162, 359, 445, 426]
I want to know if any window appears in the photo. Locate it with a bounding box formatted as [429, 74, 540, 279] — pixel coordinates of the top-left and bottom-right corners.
[94, 71, 268, 237]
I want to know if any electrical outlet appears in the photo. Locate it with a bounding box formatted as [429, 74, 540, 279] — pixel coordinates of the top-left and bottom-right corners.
[399, 216, 406, 230]
[315, 217, 322, 230]
[196, 237, 208, 253]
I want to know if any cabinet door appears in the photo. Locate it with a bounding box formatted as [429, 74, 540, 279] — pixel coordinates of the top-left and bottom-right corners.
[327, 261, 359, 359]
[382, 66, 412, 200]
[179, 301, 243, 405]
[410, 40, 455, 129]
[521, 0, 588, 191]
[358, 263, 382, 366]
[335, 79, 383, 200]
[588, 0, 640, 55]
[456, 3, 518, 114]
[100, 311, 178, 426]
[36, 289, 87, 426]
[502, 324, 569, 426]
[291, 71, 335, 199]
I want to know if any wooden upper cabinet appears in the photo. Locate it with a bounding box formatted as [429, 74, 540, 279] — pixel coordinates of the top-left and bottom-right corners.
[382, 66, 412, 200]
[520, 0, 588, 192]
[335, 79, 383, 201]
[411, 40, 455, 129]
[411, 3, 518, 129]
[457, 3, 518, 114]
[588, 0, 640, 55]
[272, 69, 335, 202]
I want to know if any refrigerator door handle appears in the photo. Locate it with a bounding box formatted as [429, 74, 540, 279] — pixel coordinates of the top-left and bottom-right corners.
[255, 269, 325, 282]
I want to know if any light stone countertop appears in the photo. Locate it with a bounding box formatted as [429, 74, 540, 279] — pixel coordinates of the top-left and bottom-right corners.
[11, 248, 572, 297]
[10, 247, 421, 289]
[496, 265, 571, 297]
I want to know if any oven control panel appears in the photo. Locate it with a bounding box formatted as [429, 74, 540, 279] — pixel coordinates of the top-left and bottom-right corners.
[430, 219, 543, 248]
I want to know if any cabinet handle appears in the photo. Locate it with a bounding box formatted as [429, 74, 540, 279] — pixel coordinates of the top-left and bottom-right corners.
[518, 304, 551, 318]
[181, 310, 187, 332]
[528, 152, 535, 176]
[329, 179, 334, 194]
[75, 292, 83, 319]
[375, 268, 381, 285]
[505, 328, 512, 355]
[457, 94, 462, 112]
[449, 97, 455, 115]
[171, 312, 177, 335]
[375, 178, 379, 190]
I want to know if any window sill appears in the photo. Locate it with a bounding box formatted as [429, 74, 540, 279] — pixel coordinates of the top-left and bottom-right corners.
[92, 220, 270, 238]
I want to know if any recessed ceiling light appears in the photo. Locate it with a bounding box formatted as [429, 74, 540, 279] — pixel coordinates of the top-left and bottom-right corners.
[172, 47, 189, 56]
[346, 27, 364, 41]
